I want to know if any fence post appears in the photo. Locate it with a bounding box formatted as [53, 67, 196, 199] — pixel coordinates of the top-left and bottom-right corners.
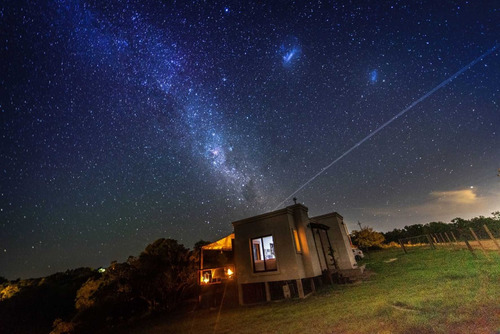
[399, 239, 407, 254]
[464, 240, 476, 258]
[444, 232, 456, 249]
[444, 232, 452, 243]
[426, 234, 436, 250]
[469, 227, 489, 259]
[450, 231, 459, 243]
[483, 225, 500, 252]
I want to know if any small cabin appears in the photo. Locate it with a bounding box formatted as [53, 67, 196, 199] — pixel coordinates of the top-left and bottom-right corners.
[199, 204, 362, 305]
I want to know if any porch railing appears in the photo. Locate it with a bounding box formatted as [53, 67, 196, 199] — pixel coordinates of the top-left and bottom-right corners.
[199, 265, 235, 285]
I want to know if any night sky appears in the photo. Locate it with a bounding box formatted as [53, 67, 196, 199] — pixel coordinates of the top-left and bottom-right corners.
[1, 1, 499, 279]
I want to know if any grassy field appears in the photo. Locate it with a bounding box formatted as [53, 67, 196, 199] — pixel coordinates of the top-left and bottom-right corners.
[109, 247, 500, 334]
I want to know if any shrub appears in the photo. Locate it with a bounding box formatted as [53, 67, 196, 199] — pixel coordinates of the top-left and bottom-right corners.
[351, 227, 385, 250]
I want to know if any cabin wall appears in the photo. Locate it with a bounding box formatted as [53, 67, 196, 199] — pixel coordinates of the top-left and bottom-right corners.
[310, 213, 357, 270]
[233, 208, 307, 284]
[291, 205, 323, 277]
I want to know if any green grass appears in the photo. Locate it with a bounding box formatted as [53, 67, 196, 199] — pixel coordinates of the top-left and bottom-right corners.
[108, 248, 500, 334]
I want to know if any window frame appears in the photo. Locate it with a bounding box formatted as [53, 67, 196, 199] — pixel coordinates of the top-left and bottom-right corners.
[251, 235, 277, 273]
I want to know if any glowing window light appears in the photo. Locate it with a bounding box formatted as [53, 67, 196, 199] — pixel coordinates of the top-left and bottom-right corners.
[293, 229, 302, 253]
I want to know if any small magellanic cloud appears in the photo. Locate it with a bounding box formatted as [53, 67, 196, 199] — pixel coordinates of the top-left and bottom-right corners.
[369, 69, 378, 83]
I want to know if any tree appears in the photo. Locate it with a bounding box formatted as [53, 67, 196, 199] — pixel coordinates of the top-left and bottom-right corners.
[134, 238, 193, 312]
[426, 221, 450, 234]
[351, 227, 385, 250]
[492, 211, 500, 220]
[383, 211, 500, 242]
[62, 238, 197, 334]
[194, 240, 211, 251]
[383, 228, 403, 243]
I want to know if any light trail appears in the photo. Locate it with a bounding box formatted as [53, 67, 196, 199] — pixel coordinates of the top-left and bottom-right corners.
[273, 43, 499, 211]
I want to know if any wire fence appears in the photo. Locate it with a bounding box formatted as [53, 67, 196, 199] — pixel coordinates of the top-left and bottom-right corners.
[398, 224, 500, 258]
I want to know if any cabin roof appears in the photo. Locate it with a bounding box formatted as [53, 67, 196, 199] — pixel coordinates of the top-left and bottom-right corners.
[202, 233, 234, 251]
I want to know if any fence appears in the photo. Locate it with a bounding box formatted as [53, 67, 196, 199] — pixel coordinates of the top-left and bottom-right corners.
[398, 224, 500, 257]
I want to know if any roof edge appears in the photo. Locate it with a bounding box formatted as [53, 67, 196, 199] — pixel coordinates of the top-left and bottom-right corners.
[232, 204, 309, 227]
[309, 211, 343, 222]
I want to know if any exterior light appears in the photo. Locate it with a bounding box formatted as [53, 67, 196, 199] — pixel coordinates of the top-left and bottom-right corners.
[201, 270, 211, 284]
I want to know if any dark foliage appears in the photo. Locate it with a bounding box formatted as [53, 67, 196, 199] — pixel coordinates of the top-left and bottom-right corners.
[0, 268, 97, 334]
[57, 238, 199, 333]
[351, 227, 385, 250]
[194, 240, 211, 251]
[0, 238, 202, 334]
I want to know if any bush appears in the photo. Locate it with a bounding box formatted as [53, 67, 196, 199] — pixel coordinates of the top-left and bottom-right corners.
[351, 227, 385, 250]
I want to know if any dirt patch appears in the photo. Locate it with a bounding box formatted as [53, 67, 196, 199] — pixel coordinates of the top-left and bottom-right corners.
[360, 269, 376, 280]
[391, 301, 420, 312]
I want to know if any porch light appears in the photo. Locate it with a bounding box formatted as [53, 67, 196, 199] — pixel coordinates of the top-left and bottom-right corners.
[227, 268, 233, 277]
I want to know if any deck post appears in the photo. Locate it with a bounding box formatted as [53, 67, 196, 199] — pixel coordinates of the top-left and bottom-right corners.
[238, 284, 244, 305]
[264, 282, 271, 302]
[296, 279, 305, 298]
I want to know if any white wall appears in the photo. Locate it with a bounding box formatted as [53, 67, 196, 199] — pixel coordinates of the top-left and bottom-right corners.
[232, 205, 322, 284]
[310, 213, 357, 270]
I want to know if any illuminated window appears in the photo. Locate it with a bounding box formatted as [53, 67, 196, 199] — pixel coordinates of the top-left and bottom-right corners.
[292, 229, 302, 253]
[251, 235, 277, 272]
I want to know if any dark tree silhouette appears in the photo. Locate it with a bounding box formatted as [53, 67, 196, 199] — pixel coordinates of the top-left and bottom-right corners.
[55, 238, 197, 333]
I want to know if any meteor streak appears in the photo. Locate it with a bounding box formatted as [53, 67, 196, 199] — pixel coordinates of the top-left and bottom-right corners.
[273, 43, 498, 211]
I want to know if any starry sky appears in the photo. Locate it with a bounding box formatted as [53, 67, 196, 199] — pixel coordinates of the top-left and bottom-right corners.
[1, 0, 499, 279]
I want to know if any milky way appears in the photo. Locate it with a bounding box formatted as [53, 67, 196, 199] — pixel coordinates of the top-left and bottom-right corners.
[1, 0, 499, 279]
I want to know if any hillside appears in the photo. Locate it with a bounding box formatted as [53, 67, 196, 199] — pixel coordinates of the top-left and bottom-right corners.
[103, 248, 500, 334]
